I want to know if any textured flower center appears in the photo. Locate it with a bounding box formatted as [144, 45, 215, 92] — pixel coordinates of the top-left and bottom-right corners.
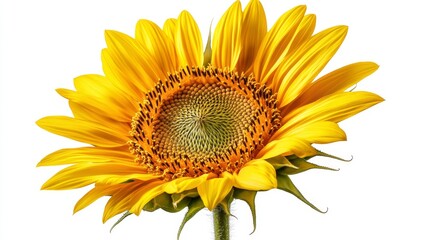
[153, 83, 255, 160]
[129, 67, 280, 180]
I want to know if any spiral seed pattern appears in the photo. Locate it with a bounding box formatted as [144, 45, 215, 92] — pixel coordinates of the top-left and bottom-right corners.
[129, 67, 281, 180]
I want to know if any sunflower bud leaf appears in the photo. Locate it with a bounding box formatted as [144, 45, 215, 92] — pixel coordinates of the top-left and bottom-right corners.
[317, 150, 352, 162]
[218, 189, 235, 216]
[110, 211, 132, 233]
[233, 189, 257, 234]
[145, 193, 190, 213]
[177, 197, 205, 240]
[203, 21, 213, 66]
[172, 189, 199, 208]
[277, 174, 326, 213]
[266, 155, 298, 169]
[277, 157, 338, 175]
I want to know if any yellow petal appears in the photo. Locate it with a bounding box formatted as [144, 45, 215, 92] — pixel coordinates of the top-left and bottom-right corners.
[163, 18, 177, 42]
[197, 173, 234, 210]
[277, 91, 384, 136]
[176, 11, 203, 67]
[37, 147, 134, 166]
[211, 1, 243, 69]
[288, 14, 316, 53]
[56, 88, 133, 125]
[101, 49, 141, 101]
[74, 74, 137, 118]
[237, 0, 267, 74]
[74, 184, 123, 213]
[234, 160, 277, 190]
[257, 137, 316, 159]
[164, 174, 208, 194]
[103, 181, 147, 222]
[270, 13, 316, 92]
[41, 163, 159, 190]
[253, 5, 306, 84]
[36, 116, 128, 147]
[290, 62, 379, 109]
[135, 20, 179, 73]
[128, 181, 166, 216]
[275, 121, 347, 143]
[67, 101, 130, 134]
[275, 26, 348, 108]
[103, 30, 161, 98]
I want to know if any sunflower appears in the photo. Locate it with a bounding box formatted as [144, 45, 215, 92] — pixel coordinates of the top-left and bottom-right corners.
[37, 0, 383, 238]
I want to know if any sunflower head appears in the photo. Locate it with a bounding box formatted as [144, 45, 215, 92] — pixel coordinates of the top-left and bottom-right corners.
[37, 0, 383, 237]
[129, 66, 281, 181]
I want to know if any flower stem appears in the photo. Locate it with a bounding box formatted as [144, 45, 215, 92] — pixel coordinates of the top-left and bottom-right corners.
[213, 205, 230, 240]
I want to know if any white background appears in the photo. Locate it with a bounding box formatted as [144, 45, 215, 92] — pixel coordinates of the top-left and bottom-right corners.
[1, 0, 428, 239]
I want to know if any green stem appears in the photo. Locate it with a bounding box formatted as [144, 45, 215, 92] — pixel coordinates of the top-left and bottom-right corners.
[213, 205, 230, 240]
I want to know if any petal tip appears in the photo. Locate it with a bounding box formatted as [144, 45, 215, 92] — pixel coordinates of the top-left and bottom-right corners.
[296, 5, 307, 12]
[40, 182, 49, 190]
[35, 117, 48, 128]
[36, 161, 45, 167]
[371, 62, 380, 69]
[338, 25, 349, 34]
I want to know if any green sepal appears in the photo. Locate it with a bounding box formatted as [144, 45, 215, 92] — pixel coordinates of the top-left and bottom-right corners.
[143, 197, 160, 212]
[277, 174, 326, 213]
[143, 193, 190, 213]
[177, 197, 205, 240]
[110, 211, 132, 233]
[171, 189, 199, 208]
[286, 154, 313, 161]
[266, 155, 298, 169]
[218, 189, 235, 216]
[277, 157, 338, 175]
[203, 21, 212, 67]
[234, 189, 257, 234]
[317, 150, 352, 162]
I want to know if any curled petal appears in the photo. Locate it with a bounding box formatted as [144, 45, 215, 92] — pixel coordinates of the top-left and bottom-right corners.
[197, 173, 234, 210]
[163, 174, 209, 194]
[234, 160, 277, 190]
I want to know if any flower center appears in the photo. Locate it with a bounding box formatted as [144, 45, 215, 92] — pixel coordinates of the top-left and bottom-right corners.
[153, 82, 255, 160]
[129, 67, 280, 180]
